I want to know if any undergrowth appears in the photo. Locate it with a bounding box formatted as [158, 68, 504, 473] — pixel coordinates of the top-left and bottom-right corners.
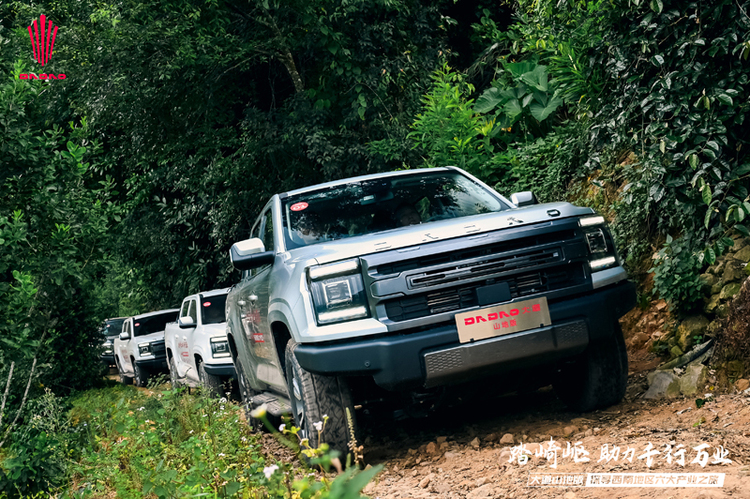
[0, 381, 378, 499]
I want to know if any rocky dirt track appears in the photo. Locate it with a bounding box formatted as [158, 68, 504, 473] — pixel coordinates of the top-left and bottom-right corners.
[353, 370, 750, 499]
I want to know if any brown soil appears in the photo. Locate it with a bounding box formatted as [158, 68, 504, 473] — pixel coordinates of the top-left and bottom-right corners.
[358, 382, 750, 499]
[350, 310, 749, 499]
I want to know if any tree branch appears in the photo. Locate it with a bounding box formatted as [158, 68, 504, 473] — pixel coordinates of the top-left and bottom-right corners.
[0, 361, 15, 430]
[0, 357, 37, 448]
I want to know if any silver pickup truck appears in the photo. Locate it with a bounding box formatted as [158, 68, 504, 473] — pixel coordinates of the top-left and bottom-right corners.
[225, 167, 635, 456]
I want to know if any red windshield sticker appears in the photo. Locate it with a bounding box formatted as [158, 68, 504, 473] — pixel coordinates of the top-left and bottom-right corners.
[203, 302, 211, 307]
[290, 202, 308, 212]
[134, 323, 140, 327]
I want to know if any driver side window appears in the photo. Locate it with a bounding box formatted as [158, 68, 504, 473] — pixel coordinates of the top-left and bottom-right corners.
[188, 300, 197, 322]
[260, 210, 274, 254]
[180, 300, 190, 318]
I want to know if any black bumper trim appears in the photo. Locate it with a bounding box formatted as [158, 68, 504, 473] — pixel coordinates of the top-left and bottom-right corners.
[423, 320, 588, 388]
[202, 364, 236, 378]
[135, 356, 168, 371]
[294, 281, 635, 391]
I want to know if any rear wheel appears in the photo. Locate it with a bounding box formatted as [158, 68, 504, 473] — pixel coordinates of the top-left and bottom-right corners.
[198, 360, 223, 397]
[134, 360, 150, 388]
[554, 323, 628, 412]
[115, 357, 133, 385]
[234, 357, 262, 431]
[284, 340, 358, 460]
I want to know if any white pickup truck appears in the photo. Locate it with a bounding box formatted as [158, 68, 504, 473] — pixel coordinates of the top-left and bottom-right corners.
[164, 288, 235, 395]
[114, 308, 180, 386]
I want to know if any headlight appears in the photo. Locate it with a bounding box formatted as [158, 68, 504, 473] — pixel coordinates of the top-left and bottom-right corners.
[579, 215, 619, 272]
[308, 259, 370, 325]
[101, 340, 113, 355]
[138, 342, 152, 356]
[210, 338, 231, 358]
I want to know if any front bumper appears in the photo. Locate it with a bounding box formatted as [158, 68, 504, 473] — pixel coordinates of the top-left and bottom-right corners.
[294, 280, 636, 391]
[135, 356, 169, 372]
[203, 363, 236, 378]
[100, 354, 115, 365]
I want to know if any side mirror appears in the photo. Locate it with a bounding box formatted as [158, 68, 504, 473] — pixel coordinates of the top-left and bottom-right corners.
[229, 238, 275, 271]
[119, 332, 130, 341]
[510, 191, 538, 207]
[178, 316, 196, 329]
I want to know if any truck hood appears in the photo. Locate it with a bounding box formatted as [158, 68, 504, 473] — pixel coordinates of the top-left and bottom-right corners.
[288, 202, 594, 266]
[133, 331, 166, 344]
[202, 323, 228, 338]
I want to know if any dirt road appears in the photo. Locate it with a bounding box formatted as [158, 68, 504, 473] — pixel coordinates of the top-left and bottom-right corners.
[357, 370, 750, 499]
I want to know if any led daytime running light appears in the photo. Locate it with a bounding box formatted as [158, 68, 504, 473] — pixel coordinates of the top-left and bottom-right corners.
[579, 215, 606, 227]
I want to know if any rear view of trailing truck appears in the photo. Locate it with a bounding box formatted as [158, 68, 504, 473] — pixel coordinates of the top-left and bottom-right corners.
[224, 167, 635, 456]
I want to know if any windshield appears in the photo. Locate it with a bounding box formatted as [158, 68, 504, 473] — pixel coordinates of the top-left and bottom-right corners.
[101, 318, 125, 337]
[133, 311, 178, 337]
[282, 170, 509, 249]
[201, 294, 227, 325]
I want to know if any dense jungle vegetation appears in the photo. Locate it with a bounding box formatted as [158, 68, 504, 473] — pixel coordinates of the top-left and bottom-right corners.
[3, 0, 750, 496]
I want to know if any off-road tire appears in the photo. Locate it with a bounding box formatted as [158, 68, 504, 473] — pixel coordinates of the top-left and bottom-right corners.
[116, 357, 133, 385]
[169, 355, 183, 389]
[285, 340, 358, 459]
[233, 357, 262, 431]
[134, 361, 150, 388]
[198, 360, 223, 397]
[554, 322, 628, 412]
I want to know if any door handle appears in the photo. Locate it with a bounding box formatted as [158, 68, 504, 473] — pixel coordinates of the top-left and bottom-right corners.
[249, 294, 258, 303]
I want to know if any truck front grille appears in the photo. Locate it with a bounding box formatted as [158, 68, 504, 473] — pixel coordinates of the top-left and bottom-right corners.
[383, 263, 586, 322]
[150, 340, 166, 357]
[374, 229, 576, 277]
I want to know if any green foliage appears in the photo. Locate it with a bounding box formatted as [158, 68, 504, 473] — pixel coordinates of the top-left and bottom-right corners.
[61, 384, 378, 498]
[408, 65, 496, 178]
[0, 59, 117, 434]
[649, 235, 705, 314]
[499, 121, 590, 202]
[474, 61, 563, 138]
[0, 431, 64, 497]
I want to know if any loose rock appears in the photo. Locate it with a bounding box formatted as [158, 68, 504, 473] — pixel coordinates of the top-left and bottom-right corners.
[645, 371, 681, 399]
[563, 425, 578, 437]
[419, 475, 431, 488]
[467, 484, 494, 499]
[499, 433, 514, 445]
[469, 437, 480, 449]
[736, 378, 750, 391]
[678, 365, 707, 396]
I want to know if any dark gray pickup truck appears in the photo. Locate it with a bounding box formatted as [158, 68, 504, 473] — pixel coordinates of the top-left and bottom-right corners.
[225, 167, 635, 456]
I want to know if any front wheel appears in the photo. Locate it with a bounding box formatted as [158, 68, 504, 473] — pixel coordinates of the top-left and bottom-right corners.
[198, 361, 223, 397]
[115, 357, 133, 385]
[554, 323, 628, 412]
[284, 340, 358, 460]
[134, 361, 150, 388]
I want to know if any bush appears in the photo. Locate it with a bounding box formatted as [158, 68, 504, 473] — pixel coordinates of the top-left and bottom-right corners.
[649, 235, 705, 314]
[0, 431, 64, 498]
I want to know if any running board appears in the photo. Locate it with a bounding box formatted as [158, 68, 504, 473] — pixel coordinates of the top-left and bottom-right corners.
[250, 392, 291, 417]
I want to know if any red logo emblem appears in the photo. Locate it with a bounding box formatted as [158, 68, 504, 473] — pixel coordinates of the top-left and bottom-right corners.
[28, 15, 57, 66]
[290, 202, 309, 212]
